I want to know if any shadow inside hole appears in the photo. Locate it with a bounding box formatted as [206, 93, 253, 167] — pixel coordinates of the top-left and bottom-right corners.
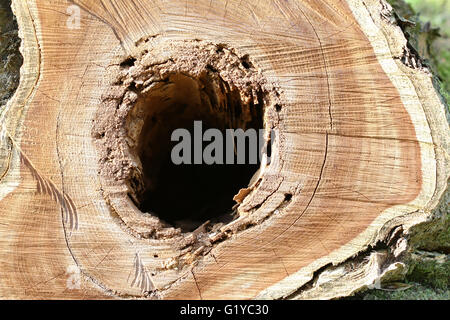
[132, 72, 264, 232]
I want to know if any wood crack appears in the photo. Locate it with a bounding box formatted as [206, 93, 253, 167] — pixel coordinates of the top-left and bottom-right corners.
[296, 5, 334, 131]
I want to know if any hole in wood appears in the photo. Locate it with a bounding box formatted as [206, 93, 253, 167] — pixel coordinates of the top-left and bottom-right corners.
[130, 72, 264, 232]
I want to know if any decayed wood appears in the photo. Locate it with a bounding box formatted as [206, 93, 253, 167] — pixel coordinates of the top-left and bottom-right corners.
[0, 0, 448, 299]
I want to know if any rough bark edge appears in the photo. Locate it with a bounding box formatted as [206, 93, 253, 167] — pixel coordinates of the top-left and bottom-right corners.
[255, 0, 450, 300]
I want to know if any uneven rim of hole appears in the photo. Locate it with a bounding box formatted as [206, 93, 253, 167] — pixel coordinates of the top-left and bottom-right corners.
[92, 38, 284, 241]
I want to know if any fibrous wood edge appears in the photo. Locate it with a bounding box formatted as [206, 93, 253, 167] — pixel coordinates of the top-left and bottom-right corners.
[272, 0, 450, 300]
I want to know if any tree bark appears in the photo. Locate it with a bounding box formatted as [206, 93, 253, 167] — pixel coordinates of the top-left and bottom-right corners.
[0, 0, 448, 299]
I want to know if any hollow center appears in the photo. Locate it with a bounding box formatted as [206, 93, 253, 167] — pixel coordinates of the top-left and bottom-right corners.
[131, 72, 264, 232]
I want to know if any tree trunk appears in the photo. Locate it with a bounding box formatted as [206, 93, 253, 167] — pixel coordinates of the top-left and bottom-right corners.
[0, 0, 448, 299]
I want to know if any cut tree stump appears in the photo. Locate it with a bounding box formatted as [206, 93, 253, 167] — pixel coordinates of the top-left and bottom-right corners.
[0, 0, 448, 299]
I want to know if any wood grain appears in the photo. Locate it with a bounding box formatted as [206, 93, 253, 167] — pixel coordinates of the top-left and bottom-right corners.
[0, 0, 447, 299]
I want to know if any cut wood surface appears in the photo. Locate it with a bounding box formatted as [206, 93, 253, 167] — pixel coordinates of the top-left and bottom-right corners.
[0, 0, 448, 299]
